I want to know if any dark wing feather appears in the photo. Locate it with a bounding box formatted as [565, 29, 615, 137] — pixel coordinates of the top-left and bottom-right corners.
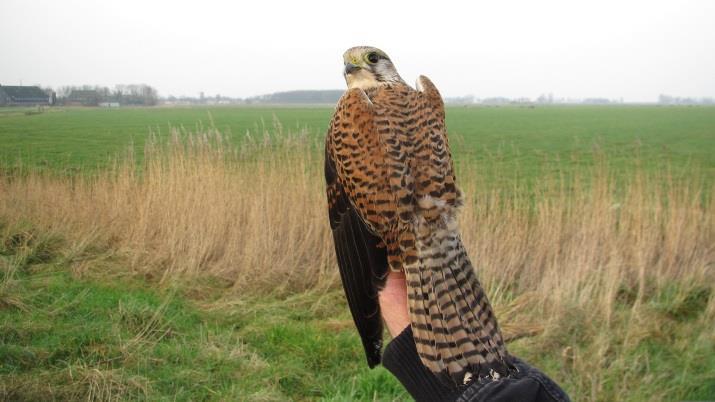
[325, 146, 388, 367]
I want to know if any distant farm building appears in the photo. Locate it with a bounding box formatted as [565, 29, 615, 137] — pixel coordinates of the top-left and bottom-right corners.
[0, 85, 51, 106]
[66, 90, 100, 106]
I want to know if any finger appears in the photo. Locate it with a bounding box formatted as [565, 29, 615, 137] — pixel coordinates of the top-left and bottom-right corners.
[379, 271, 410, 337]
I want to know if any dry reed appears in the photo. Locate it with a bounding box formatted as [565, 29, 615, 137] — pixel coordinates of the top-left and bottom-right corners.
[2, 126, 710, 295]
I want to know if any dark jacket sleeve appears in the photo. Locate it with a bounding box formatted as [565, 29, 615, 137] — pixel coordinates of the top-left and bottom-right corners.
[382, 326, 571, 402]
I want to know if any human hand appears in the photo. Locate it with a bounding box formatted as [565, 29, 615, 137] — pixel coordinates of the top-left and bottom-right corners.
[378, 271, 411, 337]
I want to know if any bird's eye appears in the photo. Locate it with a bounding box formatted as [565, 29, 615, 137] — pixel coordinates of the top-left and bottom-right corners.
[366, 52, 380, 64]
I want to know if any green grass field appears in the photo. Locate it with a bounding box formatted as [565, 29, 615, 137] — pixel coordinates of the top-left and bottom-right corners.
[1, 106, 713, 175]
[0, 107, 331, 170]
[1, 105, 714, 401]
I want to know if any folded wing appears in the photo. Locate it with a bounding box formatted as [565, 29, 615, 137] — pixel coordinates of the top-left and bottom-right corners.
[325, 88, 391, 367]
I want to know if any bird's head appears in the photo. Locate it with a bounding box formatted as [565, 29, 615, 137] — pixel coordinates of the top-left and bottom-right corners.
[342, 46, 404, 90]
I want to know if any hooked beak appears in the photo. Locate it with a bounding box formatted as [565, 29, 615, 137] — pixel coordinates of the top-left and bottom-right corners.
[344, 63, 360, 75]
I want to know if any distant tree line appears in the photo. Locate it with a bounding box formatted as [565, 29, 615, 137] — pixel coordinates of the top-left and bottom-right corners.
[48, 84, 159, 106]
[161, 90, 344, 105]
[658, 94, 714, 105]
[30, 86, 713, 107]
[244, 90, 344, 104]
[444, 93, 628, 105]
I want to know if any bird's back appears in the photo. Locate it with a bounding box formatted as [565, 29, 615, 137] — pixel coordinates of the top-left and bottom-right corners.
[368, 82, 511, 383]
[362, 82, 460, 226]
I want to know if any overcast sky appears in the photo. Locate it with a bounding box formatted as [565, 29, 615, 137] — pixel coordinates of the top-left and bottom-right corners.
[1, 0, 714, 101]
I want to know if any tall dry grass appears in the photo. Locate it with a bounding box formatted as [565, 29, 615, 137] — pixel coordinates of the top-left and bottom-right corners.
[1, 125, 335, 292]
[1, 123, 713, 399]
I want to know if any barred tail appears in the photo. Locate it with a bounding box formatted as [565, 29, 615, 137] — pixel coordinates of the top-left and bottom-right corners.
[403, 221, 510, 385]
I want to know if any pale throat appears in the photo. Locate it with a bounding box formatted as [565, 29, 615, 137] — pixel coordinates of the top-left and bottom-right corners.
[344, 69, 382, 90]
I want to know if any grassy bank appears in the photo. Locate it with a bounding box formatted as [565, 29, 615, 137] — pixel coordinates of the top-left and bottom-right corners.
[1, 123, 714, 400]
[0, 227, 404, 400]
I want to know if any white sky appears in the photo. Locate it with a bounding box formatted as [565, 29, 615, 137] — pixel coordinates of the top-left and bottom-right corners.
[1, 0, 714, 101]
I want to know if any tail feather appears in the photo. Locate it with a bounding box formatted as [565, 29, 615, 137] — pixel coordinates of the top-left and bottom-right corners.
[404, 220, 510, 385]
[448, 246, 502, 358]
[407, 264, 446, 374]
[441, 233, 494, 377]
[434, 267, 473, 376]
[430, 233, 473, 376]
[428, 261, 470, 376]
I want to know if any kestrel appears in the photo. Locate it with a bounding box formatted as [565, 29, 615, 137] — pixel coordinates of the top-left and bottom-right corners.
[325, 46, 511, 385]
